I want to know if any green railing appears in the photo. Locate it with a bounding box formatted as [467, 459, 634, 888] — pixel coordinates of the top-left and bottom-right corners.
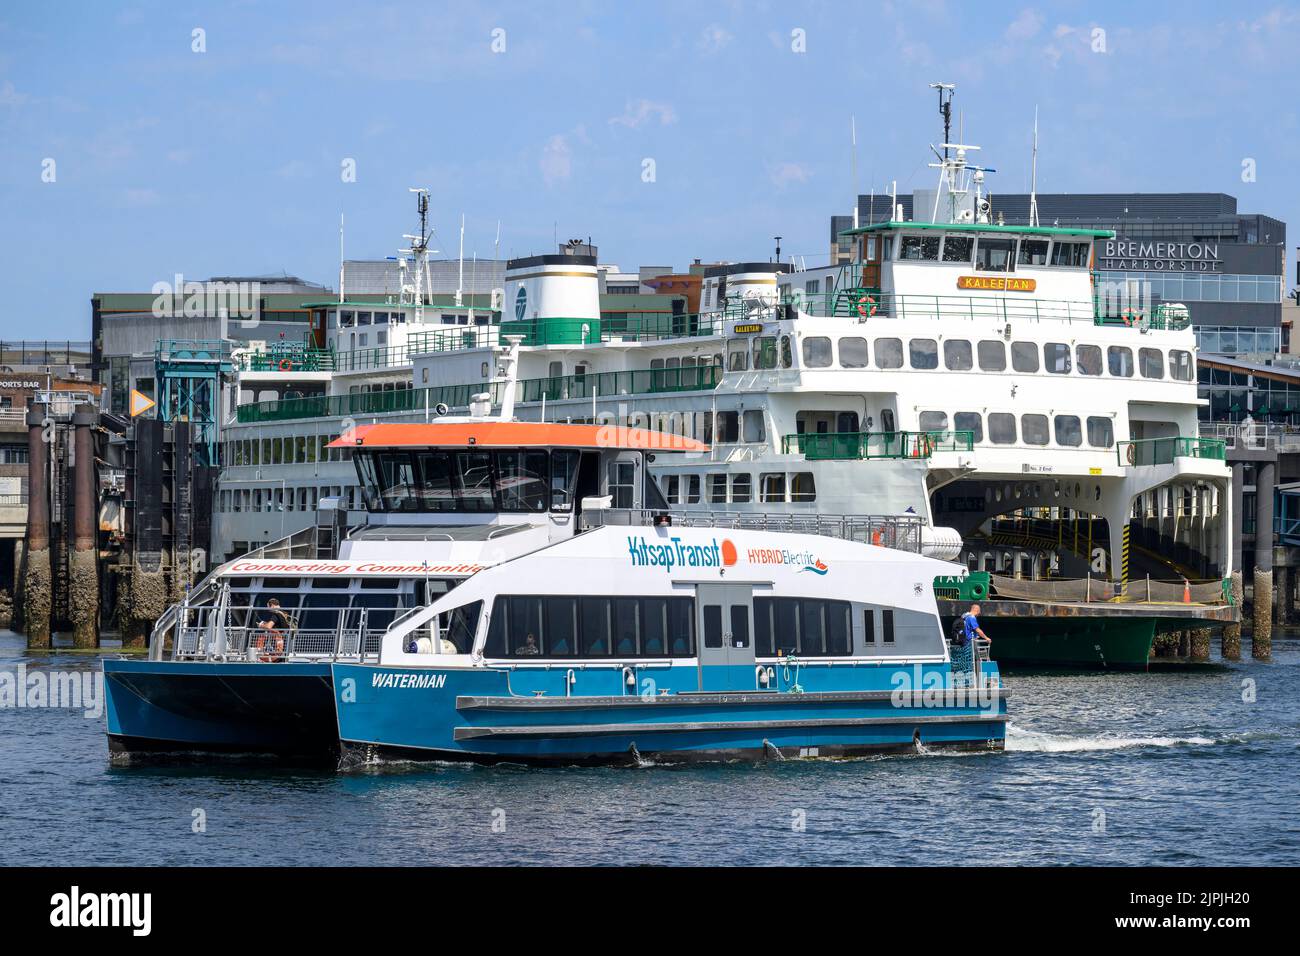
[236, 363, 724, 424]
[237, 347, 335, 372]
[333, 344, 414, 372]
[406, 327, 500, 354]
[781, 430, 975, 460]
[1116, 436, 1228, 466]
[788, 287, 1192, 330]
[599, 311, 728, 342]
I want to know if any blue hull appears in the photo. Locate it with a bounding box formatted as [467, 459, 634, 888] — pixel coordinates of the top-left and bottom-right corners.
[103, 659, 338, 760]
[332, 662, 1008, 765]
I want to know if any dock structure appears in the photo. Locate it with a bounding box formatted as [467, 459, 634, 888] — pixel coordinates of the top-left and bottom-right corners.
[22, 402, 51, 647]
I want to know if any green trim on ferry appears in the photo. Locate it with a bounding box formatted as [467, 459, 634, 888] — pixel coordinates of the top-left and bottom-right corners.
[499, 316, 602, 346]
[839, 220, 1116, 240]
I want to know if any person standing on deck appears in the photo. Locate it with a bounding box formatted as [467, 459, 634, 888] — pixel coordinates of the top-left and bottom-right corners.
[960, 604, 989, 647]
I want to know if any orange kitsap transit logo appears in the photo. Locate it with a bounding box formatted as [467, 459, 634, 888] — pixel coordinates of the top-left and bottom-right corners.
[721, 539, 738, 566]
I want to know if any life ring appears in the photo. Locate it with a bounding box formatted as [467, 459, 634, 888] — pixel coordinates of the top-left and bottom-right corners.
[856, 295, 876, 318]
[278, 358, 293, 371]
[1125, 444, 1137, 465]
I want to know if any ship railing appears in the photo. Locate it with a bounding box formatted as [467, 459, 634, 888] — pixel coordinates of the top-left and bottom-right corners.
[170, 606, 382, 662]
[580, 508, 924, 553]
[949, 637, 992, 688]
[781, 430, 974, 460]
[1116, 436, 1227, 466]
[1201, 421, 1300, 453]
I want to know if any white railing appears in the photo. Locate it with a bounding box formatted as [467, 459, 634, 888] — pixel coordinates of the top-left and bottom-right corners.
[170, 605, 382, 662]
[581, 508, 924, 552]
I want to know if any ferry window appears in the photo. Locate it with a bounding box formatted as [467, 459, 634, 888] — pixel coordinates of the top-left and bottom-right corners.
[415, 452, 456, 511]
[826, 602, 851, 654]
[703, 604, 723, 649]
[863, 609, 875, 644]
[900, 234, 941, 261]
[1139, 348, 1165, 379]
[1054, 415, 1083, 447]
[708, 473, 728, 504]
[955, 412, 983, 443]
[550, 449, 581, 512]
[608, 460, 636, 508]
[351, 591, 402, 630]
[881, 409, 896, 432]
[803, 336, 833, 368]
[717, 411, 739, 443]
[919, 411, 948, 433]
[753, 336, 778, 370]
[1169, 349, 1193, 381]
[650, 358, 664, 371]
[975, 237, 1015, 272]
[580, 597, 612, 656]
[377, 452, 418, 512]
[456, 451, 495, 511]
[780, 335, 793, 368]
[977, 340, 1007, 371]
[668, 597, 696, 655]
[760, 473, 786, 503]
[909, 338, 939, 369]
[732, 474, 752, 503]
[836, 412, 859, 433]
[496, 451, 549, 512]
[730, 606, 750, 648]
[754, 599, 774, 656]
[1087, 416, 1114, 448]
[1021, 414, 1050, 445]
[728, 341, 749, 371]
[881, 236, 894, 260]
[685, 474, 701, 504]
[791, 473, 816, 502]
[614, 599, 640, 656]
[1108, 346, 1134, 377]
[440, 602, 481, 654]
[742, 409, 765, 443]
[882, 608, 895, 644]
[800, 600, 826, 655]
[774, 598, 799, 654]
[1011, 341, 1040, 373]
[989, 413, 1017, 444]
[944, 339, 973, 371]
[1076, 344, 1103, 376]
[941, 236, 974, 262]
[874, 337, 904, 369]
[1044, 343, 1072, 374]
[839, 336, 868, 368]
[1018, 239, 1049, 265]
[1051, 241, 1091, 267]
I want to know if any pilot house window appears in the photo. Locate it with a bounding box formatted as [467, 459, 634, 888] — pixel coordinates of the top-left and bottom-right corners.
[975, 238, 1015, 272]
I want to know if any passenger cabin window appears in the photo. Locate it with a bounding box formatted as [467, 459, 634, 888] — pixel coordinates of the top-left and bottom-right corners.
[1087, 416, 1114, 448]
[989, 413, 1017, 444]
[1139, 347, 1165, 379]
[755, 598, 852, 657]
[803, 336, 833, 368]
[1169, 349, 1193, 381]
[760, 473, 786, 503]
[1052, 241, 1091, 267]
[790, 473, 816, 502]
[742, 409, 765, 443]
[728, 341, 749, 372]
[716, 411, 740, 443]
[484, 595, 695, 658]
[1108, 346, 1134, 377]
[839, 336, 868, 368]
[1044, 343, 1072, 374]
[1011, 341, 1040, 373]
[944, 339, 973, 371]
[919, 411, 948, 433]
[731, 474, 752, 503]
[977, 340, 1007, 371]
[708, 473, 728, 504]
[954, 412, 983, 443]
[874, 337, 904, 369]
[900, 235, 941, 260]
[942, 236, 974, 262]
[1076, 344, 1103, 376]
[1054, 415, 1082, 447]
[909, 338, 939, 369]
[1021, 414, 1050, 445]
[975, 237, 1015, 272]
[1018, 239, 1049, 265]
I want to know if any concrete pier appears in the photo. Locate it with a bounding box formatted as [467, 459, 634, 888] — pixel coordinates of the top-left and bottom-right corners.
[1190, 627, 1212, 661]
[69, 404, 98, 648]
[1252, 569, 1273, 659]
[1222, 571, 1243, 659]
[22, 403, 51, 648]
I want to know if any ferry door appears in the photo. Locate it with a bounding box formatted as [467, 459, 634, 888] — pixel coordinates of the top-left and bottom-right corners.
[696, 584, 756, 691]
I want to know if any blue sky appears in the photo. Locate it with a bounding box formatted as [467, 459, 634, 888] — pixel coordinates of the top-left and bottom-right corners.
[2, 0, 1297, 338]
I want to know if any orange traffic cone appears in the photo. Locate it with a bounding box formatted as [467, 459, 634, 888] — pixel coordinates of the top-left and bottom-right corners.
[1182, 579, 1192, 604]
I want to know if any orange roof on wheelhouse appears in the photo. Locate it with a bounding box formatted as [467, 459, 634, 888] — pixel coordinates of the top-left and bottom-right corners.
[328, 421, 709, 452]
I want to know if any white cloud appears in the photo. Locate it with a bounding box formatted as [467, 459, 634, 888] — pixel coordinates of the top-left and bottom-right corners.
[769, 162, 812, 188]
[540, 134, 572, 186]
[699, 24, 733, 53]
[1006, 8, 1044, 42]
[609, 99, 677, 129]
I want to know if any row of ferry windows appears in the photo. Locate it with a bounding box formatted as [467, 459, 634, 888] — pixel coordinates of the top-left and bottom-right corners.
[919, 411, 1114, 448]
[893, 234, 1092, 271]
[225, 434, 353, 467]
[661, 471, 816, 505]
[218, 485, 362, 513]
[482, 595, 893, 658]
[798, 335, 1194, 381]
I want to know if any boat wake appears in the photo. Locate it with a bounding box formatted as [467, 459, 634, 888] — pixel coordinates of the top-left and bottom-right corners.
[1005, 723, 1215, 753]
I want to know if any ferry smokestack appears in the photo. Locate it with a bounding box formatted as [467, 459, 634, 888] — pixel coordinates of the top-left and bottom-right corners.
[69, 403, 99, 648]
[22, 400, 51, 648]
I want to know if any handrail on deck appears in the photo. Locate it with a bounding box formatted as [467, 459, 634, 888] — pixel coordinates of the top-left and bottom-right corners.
[1116, 435, 1227, 466]
[781, 430, 974, 460]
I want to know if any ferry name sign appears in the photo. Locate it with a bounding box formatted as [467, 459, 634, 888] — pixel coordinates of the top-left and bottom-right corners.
[957, 275, 1037, 292]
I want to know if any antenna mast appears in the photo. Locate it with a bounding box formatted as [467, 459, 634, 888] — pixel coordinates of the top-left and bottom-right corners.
[401, 187, 435, 324]
[1029, 106, 1040, 227]
[850, 115, 859, 230]
[930, 82, 955, 159]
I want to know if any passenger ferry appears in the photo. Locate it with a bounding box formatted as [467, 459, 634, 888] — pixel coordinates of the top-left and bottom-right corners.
[208, 91, 1232, 666]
